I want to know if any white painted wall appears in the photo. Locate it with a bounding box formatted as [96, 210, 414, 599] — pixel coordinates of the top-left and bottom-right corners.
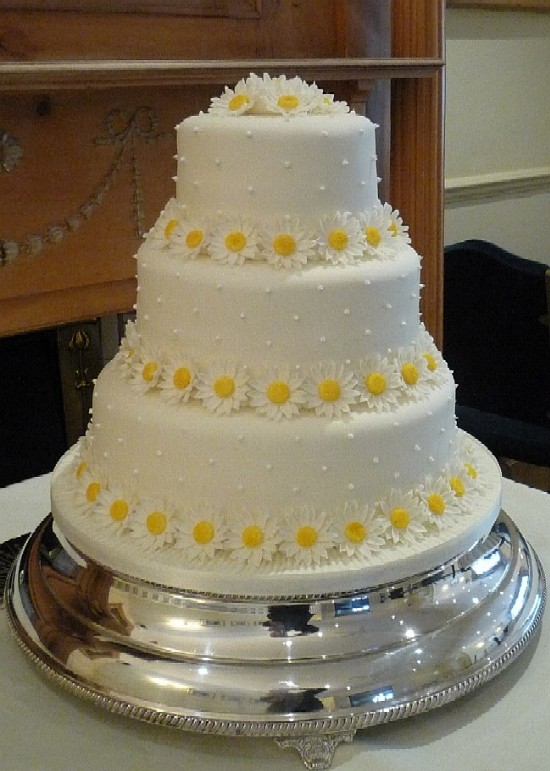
[444, 9, 550, 264]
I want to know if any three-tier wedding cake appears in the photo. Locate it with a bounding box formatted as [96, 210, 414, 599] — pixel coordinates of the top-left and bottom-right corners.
[50, 74, 502, 596]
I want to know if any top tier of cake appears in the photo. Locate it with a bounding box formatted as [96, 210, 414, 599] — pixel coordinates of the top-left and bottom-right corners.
[176, 111, 378, 224]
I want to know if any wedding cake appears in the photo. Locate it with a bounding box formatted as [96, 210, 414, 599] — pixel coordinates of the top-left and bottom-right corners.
[50, 74, 502, 596]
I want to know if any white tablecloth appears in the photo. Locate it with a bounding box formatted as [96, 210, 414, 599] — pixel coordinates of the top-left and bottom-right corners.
[1, 475, 548, 771]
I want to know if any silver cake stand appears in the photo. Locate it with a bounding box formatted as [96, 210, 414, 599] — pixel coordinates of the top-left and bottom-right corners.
[4, 511, 546, 770]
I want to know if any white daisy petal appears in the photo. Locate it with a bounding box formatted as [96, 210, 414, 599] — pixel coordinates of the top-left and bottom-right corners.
[249, 366, 306, 420]
[225, 510, 280, 567]
[358, 354, 402, 411]
[195, 362, 249, 415]
[318, 212, 364, 265]
[279, 508, 336, 566]
[159, 357, 196, 404]
[209, 218, 260, 265]
[174, 507, 228, 562]
[334, 502, 385, 559]
[304, 362, 359, 418]
[128, 498, 178, 551]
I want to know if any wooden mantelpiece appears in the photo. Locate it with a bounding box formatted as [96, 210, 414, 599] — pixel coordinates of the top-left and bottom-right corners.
[0, 1, 445, 342]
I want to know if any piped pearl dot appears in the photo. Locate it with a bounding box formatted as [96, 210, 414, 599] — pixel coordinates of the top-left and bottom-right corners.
[293, 314, 300, 321]
[414, 445, 421, 452]
[209, 458, 215, 466]
[372, 457, 379, 464]
[320, 335, 326, 343]
[347, 433, 354, 440]
[266, 463, 273, 471]
[293, 486, 300, 494]
[344, 309, 350, 315]
[193, 126, 200, 133]
[266, 340, 272, 347]
[364, 329, 372, 336]
[401, 320, 407, 327]
[394, 472, 400, 480]
[348, 483, 355, 491]
[317, 284, 324, 291]
[133, 468, 139, 476]
[237, 484, 244, 491]
[247, 186, 254, 194]
[322, 465, 328, 472]
[265, 287, 272, 294]
[246, 130, 253, 138]
[240, 312, 246, 319]
[385, 303, 392, 310]
[156, 297, 162, 304]
[143, 314, 149, 321]
[283, 161, 291, 168]
[429, 456, 435, 463]
[238, 434, 245, 442]
[215, 158, 221, 165]
[102, 451, 109, 459]
[342, 159, 349, 166]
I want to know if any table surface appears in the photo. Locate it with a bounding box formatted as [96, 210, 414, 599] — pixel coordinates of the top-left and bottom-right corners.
[1, 474, 548, 771]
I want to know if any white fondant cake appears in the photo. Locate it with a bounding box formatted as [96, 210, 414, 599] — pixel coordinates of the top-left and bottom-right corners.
[51, 74, 502, 596]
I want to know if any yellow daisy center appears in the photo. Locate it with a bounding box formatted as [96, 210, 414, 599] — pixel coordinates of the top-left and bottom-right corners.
[317, 378, 341, 402]
[423, 353, 437, 372]
[328, 228, 349, 251]
[427, 493, 446, 516]
[388, 220, 399, 237]
[242, 525, 264, 549]
[277, 94, 300, 110]
[464, 462, 478, 479]
[76, 461, 88, 479]
[110, 499, 129, 522]
[365, 371, 387, 396]
[164, 219, 179, 239]
[228, 93, 250, 111]
[365, 225, 382, 247]
[273, 233, 296, 257]
[213, 375, 236, 399]
[224, 230, 247, 253]
[345, 521, 366, 544]
[146, 510, 167, 536]
[142, 361, 158, 382]
[266, 380, 291, 404]
[296, 525, 318, 549]
[450, 476, 466, 497]
[173, 366, 192, 389]
[86, 481, 101, 503]
[193, 520, 215, 545]
[185, 229, 204, 249]
[390, 507, 410, 530]
[401, 362, 419, 386]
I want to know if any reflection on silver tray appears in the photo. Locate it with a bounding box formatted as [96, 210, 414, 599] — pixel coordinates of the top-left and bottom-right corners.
[4, 511, 546, 770]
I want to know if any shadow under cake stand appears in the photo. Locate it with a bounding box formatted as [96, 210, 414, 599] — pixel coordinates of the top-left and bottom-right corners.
[4, 510, 546, 770]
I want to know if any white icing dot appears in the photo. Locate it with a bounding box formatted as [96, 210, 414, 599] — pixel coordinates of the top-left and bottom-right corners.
[172, 328, 179, 336]
[209, 458, 215, 466]
[347, 433, 354, 440]
[343, 308, 350, 315]
[319, 185, 326, 191]
[180, 156, 186, 163]
[246, 130, 253, 138]
[265, 287, 272, 294]
[193, 126, 200, 133]
[132, 303, 137, 310]
[293, 486, 300, 494]
[322, 465, 328, 472]
[440, 427, 446, 433]
[411, 293, 418, 299]
[317, 284, 324, 291]
[364, 279, 371, 286]
[393, 421, 400, 427]
[215, 334, 221, 342]
[156, 296, 162, 304]
[429, 456, 435, 463]
[143, 314, 149, 321]
[192, 307, 199, 315]
[372, 457, 379, 464]
[364, 329, 372, 336]
[102, 451, 109, 459]
[320, 335, 326, 343]
[322, 130, 328, 137]
[360, 180, 366, 187]
[348, 483, 355, 491]
[401, 320, 407, 327]
[133, 468, 139, 476]
[414, 445, 421, 452]
[193, 180, 199, 188]
[237, 484, 244, 491]
[117, 437, 123, 444]
[240, 312, 246, 319]
[266, 340, 272, 347]
[156, 450, 162, 457]
[293, 314, 300, 321]
[215, 158, 221, 165]
[394, 472, 400, 480]
[175, 272, 181, 279]
[216, 283, 223, 290]
[136, 416, 142, 423]
[385, 303, 392, 310]
[178, 477, 185, 484]
[283, 160, 291, 168]
[238, 434, 245, 442]
[247, 186, 254, 193]
[342, 159, 349, 166]
[266, 463, 273, 471]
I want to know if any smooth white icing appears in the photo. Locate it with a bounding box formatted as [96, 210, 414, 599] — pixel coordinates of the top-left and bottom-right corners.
[176, 112, 378, 224]
[136, 245, 421, 370]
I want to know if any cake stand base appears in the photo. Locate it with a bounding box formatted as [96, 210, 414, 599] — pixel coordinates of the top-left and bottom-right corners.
[5, 512, 546, 770]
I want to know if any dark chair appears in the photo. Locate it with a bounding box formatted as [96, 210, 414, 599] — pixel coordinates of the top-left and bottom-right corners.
[443, 239, 550, 467]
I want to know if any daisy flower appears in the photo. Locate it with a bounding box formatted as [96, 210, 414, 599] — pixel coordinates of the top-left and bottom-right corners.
[417, 475, 461, 529]
[73, 464, 107, 517]
[118, 320, 141, 373]
[357, 354, 402, 411]
[446, 457, 478, 509]
[261, 217, 317, 269]
[334, 501, 385, 559]
[378, 489, 427, 546]
[128, 498, 178, 551]
[318, 212, 365, 265]
[209, 218, 260, 265]
[208, 77, 256, 116]
[174, 507, 228, 562]
[159, 355, 196, 405]
[195, 362, 249, 415]
[225, 510, 280, 567]
[145, 198, 186, 248]
[168, 219, 209, 260]
[386, 206, 411, 244]
[395, 347, 431, 401]
[316, 93, 350, 115]
[358, 202, 396, 258]
[454, 435, 485, 493]
[304, 362, 359, 418]
[93, 485, 135, 535]
[261, 73, 324, 116]
[249, 366, 306, 420]
[414, 324, 446, 383]
[279, 508, 336, 567]
[130, 347, 163, 395]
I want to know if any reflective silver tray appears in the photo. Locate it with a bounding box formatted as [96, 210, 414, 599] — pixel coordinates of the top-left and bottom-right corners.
[5, 511, 546, 770]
